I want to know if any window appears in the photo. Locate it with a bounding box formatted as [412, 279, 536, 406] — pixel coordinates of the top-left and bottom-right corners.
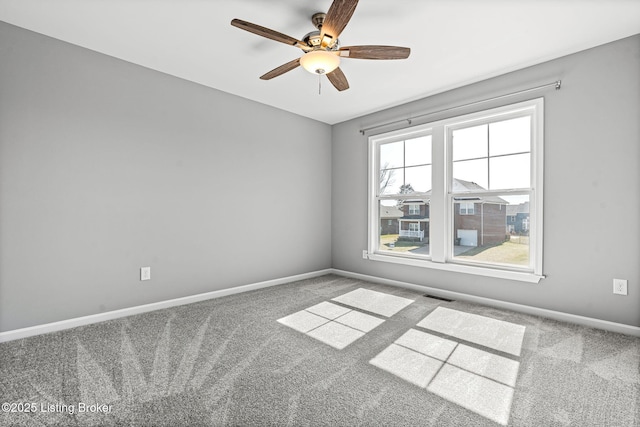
[375, 133, 432, 256]
[368, 99, 544, 282]
[459, 202, 475, 215]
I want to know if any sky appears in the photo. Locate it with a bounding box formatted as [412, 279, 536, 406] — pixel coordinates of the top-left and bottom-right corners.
[379, 115, 531, 206]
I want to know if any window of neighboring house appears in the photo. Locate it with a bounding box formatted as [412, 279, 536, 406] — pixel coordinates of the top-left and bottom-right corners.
[387, 220, 393, 225]
[368, 98, 544, 283]
[409, 223, 420, 232]
[459, 202, 475, 215]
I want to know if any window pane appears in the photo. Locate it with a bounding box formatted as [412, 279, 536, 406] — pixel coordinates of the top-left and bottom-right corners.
[452, 124, 488, 161]
[452, 158, 488, 190]
[452, 195, 530, 267]
[405, 135, 431, 166]
[378, 200, 430, 256]
[405, 165, 432, 193]
[489, 153, 530, 190]
[489, 116, 531, 156]
[380, 141, 404, 169]
[380, 167, 402, 195]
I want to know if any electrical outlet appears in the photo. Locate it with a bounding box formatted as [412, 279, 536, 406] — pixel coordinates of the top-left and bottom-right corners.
[362, 250, 368, 259]
[140, 266, 151, 281]
[613, 279, 627, 295]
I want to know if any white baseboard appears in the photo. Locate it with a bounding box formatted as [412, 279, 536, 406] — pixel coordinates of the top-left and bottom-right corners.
[332, 269, 640, 337]
[0, 269, 332, 343]
[2, 267, 638, 342]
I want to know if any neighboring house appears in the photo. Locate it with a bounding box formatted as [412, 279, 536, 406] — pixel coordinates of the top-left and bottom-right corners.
[379, 205, 403, 235]
[452, 179, 508, 247]
[399, 200, 430, 241]
[381, 179, 509, 246]
[506, 202, 530, 234]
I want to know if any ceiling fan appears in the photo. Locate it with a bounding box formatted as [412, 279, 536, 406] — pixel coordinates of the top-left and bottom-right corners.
[230, 0, 410, 91]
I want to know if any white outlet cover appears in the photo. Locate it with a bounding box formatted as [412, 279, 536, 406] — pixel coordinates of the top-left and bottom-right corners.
[141, 267, 151, 281]
[613, 279, 627, 295]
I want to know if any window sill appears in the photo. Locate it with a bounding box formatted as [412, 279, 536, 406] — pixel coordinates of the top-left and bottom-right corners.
[367, 252, 544, 283]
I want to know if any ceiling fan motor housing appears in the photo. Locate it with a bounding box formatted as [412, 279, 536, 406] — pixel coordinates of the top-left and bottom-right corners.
[304, 12, 339, 50]
[302, 31, 339, 50]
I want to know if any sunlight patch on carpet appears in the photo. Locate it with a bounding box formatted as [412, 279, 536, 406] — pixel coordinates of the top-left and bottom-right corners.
[370, 309, 526, 425]
[428, 363, 514, 425]
[370, 343, 443, 388]
[331, 288, 415, 317]
[278, 300, 385, 349]
[277, 310, 330, 333]
[306, 322, 366, 350]
[447, 344, 520, 387]
[395, 329, 457, 361]
[417, 306, 525, 356]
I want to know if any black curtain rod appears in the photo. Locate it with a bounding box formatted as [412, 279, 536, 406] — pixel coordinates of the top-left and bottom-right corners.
[359, 80, 561, 135]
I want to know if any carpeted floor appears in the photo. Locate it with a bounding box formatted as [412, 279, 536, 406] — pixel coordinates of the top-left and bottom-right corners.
[1, 274, 638, 426]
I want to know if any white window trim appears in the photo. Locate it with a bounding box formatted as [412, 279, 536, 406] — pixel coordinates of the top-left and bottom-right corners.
[367, 98, 544, 283]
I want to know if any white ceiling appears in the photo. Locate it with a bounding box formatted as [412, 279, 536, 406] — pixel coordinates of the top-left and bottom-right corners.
[1, 0, 639, 124]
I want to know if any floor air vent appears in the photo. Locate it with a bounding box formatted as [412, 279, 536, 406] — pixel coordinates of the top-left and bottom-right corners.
[423, 294, 454, 302]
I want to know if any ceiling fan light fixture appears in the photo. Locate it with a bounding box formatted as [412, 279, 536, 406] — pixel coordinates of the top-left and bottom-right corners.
[300, 50, 340, 75]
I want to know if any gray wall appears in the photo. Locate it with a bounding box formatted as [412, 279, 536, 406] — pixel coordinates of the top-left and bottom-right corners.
[0, 22, 332, 332]
[332, 34, 640, 327]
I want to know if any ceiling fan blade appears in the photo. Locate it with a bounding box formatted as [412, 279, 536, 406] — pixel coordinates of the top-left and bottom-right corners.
[231, 19, 305, 47]
[326, 67, 349, 91]
[321, 0, 359, 42]
[260, 58, 301, 80]
[339, 45, 411, 60]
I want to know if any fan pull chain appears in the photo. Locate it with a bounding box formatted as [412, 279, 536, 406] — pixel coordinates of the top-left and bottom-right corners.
[318, 73, 322, 95]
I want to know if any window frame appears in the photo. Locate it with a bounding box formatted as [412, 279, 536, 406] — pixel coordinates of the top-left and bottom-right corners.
[367, 98, 544, 283]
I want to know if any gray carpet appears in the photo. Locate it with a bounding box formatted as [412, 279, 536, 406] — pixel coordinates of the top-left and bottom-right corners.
[1, 274, 638, 426]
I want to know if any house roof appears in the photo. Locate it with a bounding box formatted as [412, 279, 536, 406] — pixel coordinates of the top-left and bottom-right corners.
[380, 206, 403, 219]
[424, 179, 508, 205]
[506, 202, 530, 215]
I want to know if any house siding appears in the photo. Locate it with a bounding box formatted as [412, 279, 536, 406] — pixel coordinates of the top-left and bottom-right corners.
[454, 203, 507, 246]
[380, 219, 399, 235]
